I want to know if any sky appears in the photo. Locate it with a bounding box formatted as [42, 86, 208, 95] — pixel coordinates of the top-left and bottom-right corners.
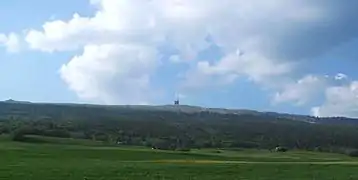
[1, 0, 358, 118]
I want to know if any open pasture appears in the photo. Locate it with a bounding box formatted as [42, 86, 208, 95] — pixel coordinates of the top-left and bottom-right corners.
[0, 138, 358, 180]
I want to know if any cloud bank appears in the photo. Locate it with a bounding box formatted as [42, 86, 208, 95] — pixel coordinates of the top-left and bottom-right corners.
[3, 0, 358, 117]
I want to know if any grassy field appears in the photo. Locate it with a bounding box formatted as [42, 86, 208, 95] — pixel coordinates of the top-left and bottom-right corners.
[1, 136, 358, 179]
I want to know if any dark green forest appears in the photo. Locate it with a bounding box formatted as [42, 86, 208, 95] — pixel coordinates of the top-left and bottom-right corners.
[1, 101, 358, 154]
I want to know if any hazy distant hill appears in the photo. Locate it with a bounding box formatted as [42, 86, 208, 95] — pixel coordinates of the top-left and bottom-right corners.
[0, 99, 356, 125]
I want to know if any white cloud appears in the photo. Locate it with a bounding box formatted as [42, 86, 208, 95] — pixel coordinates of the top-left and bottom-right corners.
[25, 0, 338, 54]
[59, 44, 159, 104]
[182, 51, 294, 90]
[0, 33, 21, 53]
[335, 73, 348, 80]
[312, 81, 358, 118]
[20, 0, 358, 107]
[273, 75, 328, 106]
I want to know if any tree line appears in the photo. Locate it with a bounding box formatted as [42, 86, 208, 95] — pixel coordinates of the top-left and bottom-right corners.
[2, 102, 358, 154]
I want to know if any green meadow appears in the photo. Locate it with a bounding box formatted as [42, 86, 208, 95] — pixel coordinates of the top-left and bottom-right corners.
[0, 136, 358, 180]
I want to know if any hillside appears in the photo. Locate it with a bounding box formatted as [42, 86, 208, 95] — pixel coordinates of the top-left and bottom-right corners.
[0, 100, 354, 124]
[1, 100, 358, 152]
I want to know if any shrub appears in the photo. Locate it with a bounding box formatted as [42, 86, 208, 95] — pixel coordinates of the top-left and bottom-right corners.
[275, 146, 288, 152]
[11, 128, 27, 141]
[346, 149, 358, 157]
[314, 146, 323, 152]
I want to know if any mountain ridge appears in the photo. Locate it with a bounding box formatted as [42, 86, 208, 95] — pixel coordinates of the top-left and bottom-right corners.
[1, 99, 356, 125]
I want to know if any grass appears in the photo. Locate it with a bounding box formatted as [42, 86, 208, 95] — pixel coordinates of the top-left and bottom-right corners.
[1, 136, 358, 179]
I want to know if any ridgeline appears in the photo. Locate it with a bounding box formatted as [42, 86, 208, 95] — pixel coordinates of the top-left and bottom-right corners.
[1, 100, 358, 154]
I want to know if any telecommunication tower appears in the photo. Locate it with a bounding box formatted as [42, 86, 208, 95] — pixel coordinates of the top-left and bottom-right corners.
[174, 96, 180, 105]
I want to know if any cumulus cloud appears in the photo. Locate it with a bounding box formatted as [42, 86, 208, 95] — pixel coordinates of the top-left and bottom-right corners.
[174, 1, 358, 99]
[312, 81, 358, 118]
[182, 50, 294, 90]
[0, 32, 21, 53]
[60, 44, 159, 104]
[273, 75, 328, 106]
[20, 0, 358, 108]
[27, 0, 358, 55]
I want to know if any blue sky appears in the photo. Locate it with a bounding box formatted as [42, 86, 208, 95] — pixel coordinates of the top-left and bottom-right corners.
[1, 0, 358, 117]
[0, 0, 91, 103]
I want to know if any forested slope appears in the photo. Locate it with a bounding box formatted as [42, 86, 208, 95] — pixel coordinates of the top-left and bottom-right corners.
[1, 101, 358, 152]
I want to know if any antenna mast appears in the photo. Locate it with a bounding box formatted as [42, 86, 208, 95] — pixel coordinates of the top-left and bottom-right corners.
[174, 93, 180, 105]
[174, 92, 181, 115]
